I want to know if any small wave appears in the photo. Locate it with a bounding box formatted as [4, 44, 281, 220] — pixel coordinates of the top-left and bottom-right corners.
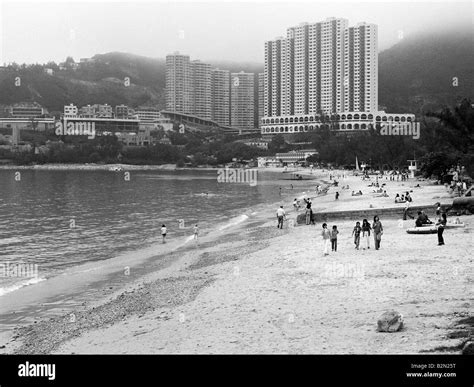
[193, 193, 218, 197]
[0, 277, 46, 297]
[218, 214, 249, 231]
[0, 237, 24, 246]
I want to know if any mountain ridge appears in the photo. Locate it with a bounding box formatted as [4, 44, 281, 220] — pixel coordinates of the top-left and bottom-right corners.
[0, 28, 472, 115]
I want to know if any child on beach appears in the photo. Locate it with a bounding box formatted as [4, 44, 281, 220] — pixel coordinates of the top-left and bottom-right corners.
[321, 223, 331, 255]
[161, 224, 167, 244]
[352, 221, 362, 249]
[361, 219, 371, 249]
[330, 225, 339, 252]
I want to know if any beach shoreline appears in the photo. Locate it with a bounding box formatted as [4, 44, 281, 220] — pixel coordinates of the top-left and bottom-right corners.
[2, 172, 472, 354]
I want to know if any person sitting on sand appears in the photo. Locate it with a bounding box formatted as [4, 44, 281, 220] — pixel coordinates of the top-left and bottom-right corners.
[405, 192, 412, 202]
[420, 210, 432, 224]
[415, 211, 424, 227]
[381, 190, 389, 197]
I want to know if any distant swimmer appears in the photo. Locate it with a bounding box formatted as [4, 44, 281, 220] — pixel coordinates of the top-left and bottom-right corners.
[161, 224, 167, 244]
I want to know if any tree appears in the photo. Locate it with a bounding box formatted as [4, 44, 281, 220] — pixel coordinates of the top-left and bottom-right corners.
[419, 151, 459, 180]
[269, 134, 285, 153]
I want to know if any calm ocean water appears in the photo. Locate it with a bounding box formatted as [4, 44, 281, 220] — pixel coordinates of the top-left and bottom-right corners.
[0, 169, 316, 297]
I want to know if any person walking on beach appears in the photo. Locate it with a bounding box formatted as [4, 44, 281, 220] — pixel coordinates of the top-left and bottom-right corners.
[161, 224, 167, 244]
[372, 216, 383, 250]
[436, 213, 447, 246]
[403, 201, 414, 220]
[335, 191, 339, 200]
[321, 223, 331, 256]
[193, 224, 199, 241]
[276, 205, 286, 229]
[352, 221, 362, 250]
[330, 225, 339, 252]
[362, 219, 372, 249]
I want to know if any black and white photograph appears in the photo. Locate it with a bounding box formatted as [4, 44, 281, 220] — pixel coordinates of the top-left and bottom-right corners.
[0, 0, 472, 384]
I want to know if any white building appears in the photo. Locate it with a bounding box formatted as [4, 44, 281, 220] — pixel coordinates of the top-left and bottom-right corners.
[230, 72, 255, 130]
[211, 69, 230, 126]
[64, 104, 78, 118]
[262, 17, 414, 136]
[166, 52, 194, 115]
[136, 106, 162, 122]
[192, 60, 212, 120]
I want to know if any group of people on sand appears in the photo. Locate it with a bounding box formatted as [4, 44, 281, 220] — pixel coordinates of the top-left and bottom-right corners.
[388, 172, 409, 181]
[395, 191, 412, 203]
[351, 190, 363, 196]
[320, 216, 384, 255]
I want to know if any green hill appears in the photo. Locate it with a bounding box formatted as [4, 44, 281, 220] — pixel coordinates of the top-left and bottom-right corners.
[378, 27, 473, 114]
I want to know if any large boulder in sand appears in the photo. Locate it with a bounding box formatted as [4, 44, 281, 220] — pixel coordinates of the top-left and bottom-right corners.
[377, 310, 404, 332]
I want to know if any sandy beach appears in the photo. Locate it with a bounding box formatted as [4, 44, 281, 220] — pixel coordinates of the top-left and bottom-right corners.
[4, 170, 473, 354]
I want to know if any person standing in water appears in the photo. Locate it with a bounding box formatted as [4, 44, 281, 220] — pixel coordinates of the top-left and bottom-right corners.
[161, 224, 167, 244]
[193, 224, 199, 241]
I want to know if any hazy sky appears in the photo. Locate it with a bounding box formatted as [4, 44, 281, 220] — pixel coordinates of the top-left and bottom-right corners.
[0, 0, 472, 65]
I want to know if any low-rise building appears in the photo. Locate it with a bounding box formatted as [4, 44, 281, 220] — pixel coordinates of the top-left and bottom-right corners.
[64, 103, 78, 118]
[275, 149, 318, 164]
[260, 111, 416, 136]
[9, 102, 45, 118]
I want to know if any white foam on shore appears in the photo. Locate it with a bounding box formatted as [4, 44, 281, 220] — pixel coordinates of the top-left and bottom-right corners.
[0, 277, 46, 297]
[218, 214, 249, 231]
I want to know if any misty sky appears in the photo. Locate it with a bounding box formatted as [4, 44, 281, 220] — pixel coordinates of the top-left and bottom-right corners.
[0, 0, 472, 65]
